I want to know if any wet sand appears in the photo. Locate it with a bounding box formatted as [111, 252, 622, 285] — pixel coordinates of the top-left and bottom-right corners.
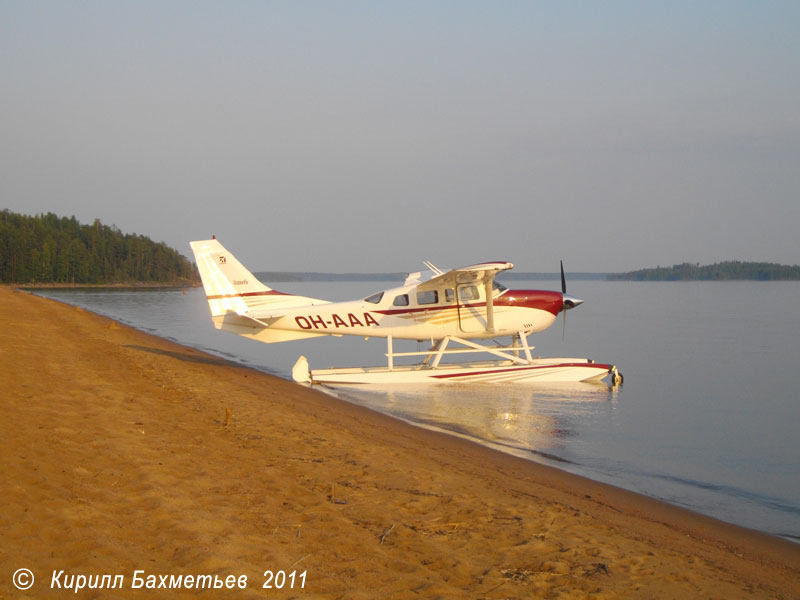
[1, 285, 798, 598]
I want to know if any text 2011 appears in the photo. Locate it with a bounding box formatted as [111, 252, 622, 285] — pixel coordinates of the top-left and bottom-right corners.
[263, 570, 306, 590]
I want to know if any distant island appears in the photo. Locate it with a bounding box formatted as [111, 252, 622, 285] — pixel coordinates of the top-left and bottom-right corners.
[1, 210, 198, 285]
[607, 261, 800, 281]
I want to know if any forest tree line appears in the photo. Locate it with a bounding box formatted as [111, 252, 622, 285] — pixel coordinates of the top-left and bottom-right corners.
[1, 210, 198, 284]
[607, 261, 800, 281]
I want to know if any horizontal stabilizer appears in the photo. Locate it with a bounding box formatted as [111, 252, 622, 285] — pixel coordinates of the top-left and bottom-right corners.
[212, 313, 327, 343]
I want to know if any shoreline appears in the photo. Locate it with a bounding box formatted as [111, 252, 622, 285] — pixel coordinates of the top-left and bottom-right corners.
[314, 381, 799, 549]
[18, 281, 201, 289]
[318, 386, 800, 545]
[2, 285, 799, 598]
[27, 285, 780, 543]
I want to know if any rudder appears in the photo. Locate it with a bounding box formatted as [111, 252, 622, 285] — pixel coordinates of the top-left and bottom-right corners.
[190, 238, 271, 317]
[189, 239, 328, 319]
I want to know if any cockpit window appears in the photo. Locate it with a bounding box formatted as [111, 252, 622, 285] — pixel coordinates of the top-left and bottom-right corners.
[393, 294, 409, 307]
[364, 292, 384, 304]
[458, 285, 479, 301]
[493, 281, 507, 292]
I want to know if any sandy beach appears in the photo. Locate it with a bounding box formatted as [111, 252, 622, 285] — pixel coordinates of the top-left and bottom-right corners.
[1, 285, 798, 599]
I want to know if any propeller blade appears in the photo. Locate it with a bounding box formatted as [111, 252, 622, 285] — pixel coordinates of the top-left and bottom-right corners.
[560, 260, 567, 294]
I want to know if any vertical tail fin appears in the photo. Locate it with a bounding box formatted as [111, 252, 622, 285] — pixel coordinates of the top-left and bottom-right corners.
[189, 239, 327, 318]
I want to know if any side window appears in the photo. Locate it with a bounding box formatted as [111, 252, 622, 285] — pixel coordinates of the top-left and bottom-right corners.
[458, 285, 479, 301]
[393, 294, 409, 306]
[417, 290, 438, 305]
[445, 288, 455, 303]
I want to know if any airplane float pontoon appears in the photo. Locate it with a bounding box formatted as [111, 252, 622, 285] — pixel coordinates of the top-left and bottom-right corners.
[189, 239, 622, 386]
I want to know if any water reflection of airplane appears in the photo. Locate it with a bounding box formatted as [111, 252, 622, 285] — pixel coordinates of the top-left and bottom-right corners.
[334, 383, 618, 457]
[190, 238, 622, 385]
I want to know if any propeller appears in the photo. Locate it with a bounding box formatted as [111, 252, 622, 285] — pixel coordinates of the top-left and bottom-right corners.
[560, 260, 584, 310]
[559, 261, 584, 340]
[561, 261, 567, 340]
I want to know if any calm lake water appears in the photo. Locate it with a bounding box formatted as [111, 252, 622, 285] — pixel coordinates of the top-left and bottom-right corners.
[35, 280, 800, 542]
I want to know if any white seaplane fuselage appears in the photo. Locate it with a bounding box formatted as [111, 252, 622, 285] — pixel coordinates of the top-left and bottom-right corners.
[190, 239, 621, 385]
[220, 283, 562, 342]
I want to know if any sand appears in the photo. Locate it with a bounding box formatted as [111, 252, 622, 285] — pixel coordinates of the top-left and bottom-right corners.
[1, 285, 798, 599]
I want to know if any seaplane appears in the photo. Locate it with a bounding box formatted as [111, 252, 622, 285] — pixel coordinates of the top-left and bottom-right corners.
[189, 238, 622, 386]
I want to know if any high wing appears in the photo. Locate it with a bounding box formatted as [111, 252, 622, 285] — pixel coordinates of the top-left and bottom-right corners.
[413, 261, 514, 290]
[414, 261, 514, 333]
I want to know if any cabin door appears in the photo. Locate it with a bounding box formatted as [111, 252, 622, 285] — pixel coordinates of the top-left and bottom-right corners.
[457, 284, 486, 333]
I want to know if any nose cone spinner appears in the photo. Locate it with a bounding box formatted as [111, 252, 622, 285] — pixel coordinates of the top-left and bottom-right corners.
[562, 294, 584, 310]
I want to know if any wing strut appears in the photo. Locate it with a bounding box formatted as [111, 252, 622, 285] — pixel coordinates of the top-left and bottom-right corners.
[483, 272, 496, 333]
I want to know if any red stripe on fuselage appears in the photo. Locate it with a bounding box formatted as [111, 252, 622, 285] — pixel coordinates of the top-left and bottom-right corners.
[373, 290, 564, 317]
[373, 304, 458, 316]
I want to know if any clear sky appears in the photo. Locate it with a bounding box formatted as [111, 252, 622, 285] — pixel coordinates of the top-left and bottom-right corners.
[2, 1, 798, 272]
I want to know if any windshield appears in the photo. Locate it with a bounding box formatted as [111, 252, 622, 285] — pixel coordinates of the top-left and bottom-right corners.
[364, 292, 384, 304]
